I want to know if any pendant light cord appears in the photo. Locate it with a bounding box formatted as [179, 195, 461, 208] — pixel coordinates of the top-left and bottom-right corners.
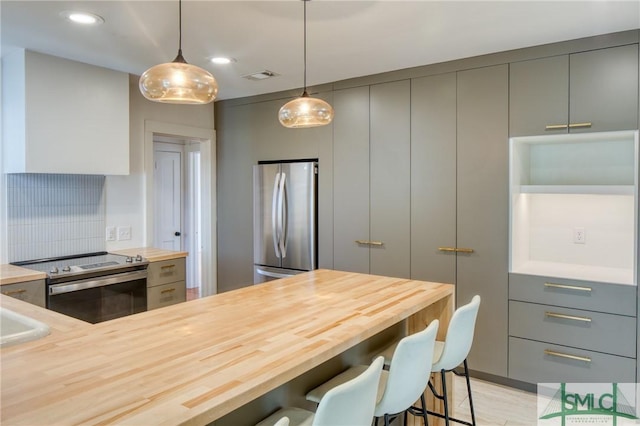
[303, 0, 307, 92]
[178, 0, 183, 53]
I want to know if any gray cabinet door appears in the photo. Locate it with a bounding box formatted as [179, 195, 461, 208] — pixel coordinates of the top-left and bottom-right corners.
[509, 55, 569, 137]
[410, 73, 457, 284]
[370, 80, 411, 278]
[457, 64, 509, 377]
[570, 44, 639, 133]
[333, 87, 370, 273]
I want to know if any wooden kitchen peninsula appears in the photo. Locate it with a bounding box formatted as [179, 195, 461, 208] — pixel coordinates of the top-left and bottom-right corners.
[1, 269, 454, 426]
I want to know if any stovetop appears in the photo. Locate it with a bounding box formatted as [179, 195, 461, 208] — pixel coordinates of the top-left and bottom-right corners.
[12, 252, 148, 282]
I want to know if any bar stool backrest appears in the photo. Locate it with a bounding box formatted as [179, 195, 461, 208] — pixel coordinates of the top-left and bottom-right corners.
[433, 295, 481, 372]
[374, 319, 439, 417]
[313, 356, 385, 426]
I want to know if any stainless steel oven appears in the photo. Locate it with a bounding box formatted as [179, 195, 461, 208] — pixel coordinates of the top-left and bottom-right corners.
[13, 252, 149, 324]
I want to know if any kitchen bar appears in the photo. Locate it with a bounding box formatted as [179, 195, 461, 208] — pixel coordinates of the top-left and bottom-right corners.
[0, 269, 453, 425]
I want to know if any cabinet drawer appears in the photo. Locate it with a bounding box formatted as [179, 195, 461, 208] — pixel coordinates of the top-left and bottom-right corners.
[147, 281, 186, 311]
[509, 337, 636, 384]
[1, 279, 46, 308]
[509, 273, 636, 316]
[147, 258, 186, 287]
[509, 301, 636, 358]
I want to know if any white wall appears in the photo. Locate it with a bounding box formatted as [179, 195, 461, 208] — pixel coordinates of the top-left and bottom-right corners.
[105, 75, 215, 251]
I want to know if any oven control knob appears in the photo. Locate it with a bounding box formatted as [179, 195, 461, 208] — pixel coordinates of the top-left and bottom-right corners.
[62, 266, 71, 272]
[126, 257, 133, 263]
[135, 254, 143, 262]
[50, 267, 59, 274]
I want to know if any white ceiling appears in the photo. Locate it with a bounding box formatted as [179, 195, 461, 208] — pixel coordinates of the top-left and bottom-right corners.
[2, 1, 639, 101]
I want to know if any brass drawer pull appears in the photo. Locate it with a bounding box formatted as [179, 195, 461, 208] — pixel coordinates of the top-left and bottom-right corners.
[544, 282, 592, 292]
[455, 248, 474, 254]
[545, 124, 568, 130]
[544, 349, 591, 363]
[160, 288, 176, 294]
[545, 311, 592, 323]
[355, 240, 384, 246]
[438, 247, 456, 252]
[2, 289, 27, 296]
[160, 264, 176, 270]
[438, 247, 474, 253]
[568, 122, 592, 129]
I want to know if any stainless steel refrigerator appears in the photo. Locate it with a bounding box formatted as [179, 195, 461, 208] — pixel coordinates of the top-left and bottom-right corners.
[253, 160, 318, 283]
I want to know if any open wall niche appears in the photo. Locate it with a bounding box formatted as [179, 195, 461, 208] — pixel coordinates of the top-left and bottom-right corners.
[509, 130, 638, 285]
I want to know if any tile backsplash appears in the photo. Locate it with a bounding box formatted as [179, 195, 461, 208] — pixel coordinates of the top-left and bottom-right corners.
[7, 174, 106, 262]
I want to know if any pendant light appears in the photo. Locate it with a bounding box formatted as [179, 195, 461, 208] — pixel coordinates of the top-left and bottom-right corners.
[139, 0, 218, 104]
[278, 0, 334, 128]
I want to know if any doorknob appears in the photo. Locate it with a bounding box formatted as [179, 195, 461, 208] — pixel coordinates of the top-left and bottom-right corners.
[174, 231, 181, 236]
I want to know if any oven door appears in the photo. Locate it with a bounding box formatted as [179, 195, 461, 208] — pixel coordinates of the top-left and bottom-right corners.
[48, 270, 147, 324]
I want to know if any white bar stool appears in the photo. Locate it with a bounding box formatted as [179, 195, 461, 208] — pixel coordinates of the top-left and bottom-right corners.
[306, 320, 440, 426]
[379, 295, 481, 426]
[255, 356, 385, 426]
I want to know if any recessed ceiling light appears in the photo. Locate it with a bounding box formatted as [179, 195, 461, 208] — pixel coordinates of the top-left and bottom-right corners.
[61, 11, 105, 25]
[210, 57, 235, 65]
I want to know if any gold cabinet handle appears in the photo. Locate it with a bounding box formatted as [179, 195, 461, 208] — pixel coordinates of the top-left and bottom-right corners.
[568, 122, 592, 129]
[355, 240, 384, 246]
[544, 282, 592, 293]
[455, 248, 474, 254]
[2, 289, 27, 296]
[160, 288, 176, 294]
[545, 124, 568, 130]
[544, 349, 591, 363]
[438, 247, 456, 252]
[160, 264, 176, 270]
[545, 311, 592, 323]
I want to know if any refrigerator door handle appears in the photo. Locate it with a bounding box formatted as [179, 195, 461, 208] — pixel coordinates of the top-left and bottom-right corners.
[280, 172, 288, 258]
[272, 172, 281, 258]
[256, 268, 294, 279]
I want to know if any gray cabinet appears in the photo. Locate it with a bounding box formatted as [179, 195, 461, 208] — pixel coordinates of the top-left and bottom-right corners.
[510, 44, 639, 136]
[456, 64, 509, 377]
[369, 80, 411, 278]
[332, 81, 411, 279]
[508, 273, 637, 384]
[410, 73, 457, 284]
[0, 279, 46, 308]
[147, 258, 186, 310]
[410, 67, 509, 378]
[509, 337, 636, 384]
[333, 86, 370, 274]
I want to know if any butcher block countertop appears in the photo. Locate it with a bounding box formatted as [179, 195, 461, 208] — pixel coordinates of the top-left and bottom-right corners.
[0, 269, 453, 426]
[111, 247, 188, 262]
[0, 264, 47, 286]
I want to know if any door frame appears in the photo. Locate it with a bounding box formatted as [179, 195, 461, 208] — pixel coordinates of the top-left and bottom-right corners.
[144, 120, 216, 296]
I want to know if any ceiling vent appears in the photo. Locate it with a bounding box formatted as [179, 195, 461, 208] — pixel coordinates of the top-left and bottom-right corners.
[243, 70, 279, 81]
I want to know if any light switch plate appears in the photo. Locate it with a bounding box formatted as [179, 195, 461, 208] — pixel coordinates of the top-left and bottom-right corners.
[105, 226, 116, 241]
[117, 226, 132, 241]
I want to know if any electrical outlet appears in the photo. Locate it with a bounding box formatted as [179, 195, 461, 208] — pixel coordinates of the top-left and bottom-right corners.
[573, 227, 586, 244]
[117, 226, 132, 241]
[105, 226, 116, 241]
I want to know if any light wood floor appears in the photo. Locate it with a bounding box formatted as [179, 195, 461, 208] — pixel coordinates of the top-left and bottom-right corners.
[451, 375, 538, 425]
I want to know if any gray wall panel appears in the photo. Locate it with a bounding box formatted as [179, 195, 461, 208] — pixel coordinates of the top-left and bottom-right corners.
[456, 64, 509, 377]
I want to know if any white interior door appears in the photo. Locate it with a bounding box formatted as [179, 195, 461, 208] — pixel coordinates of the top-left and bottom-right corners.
[154, 146, 182, 251]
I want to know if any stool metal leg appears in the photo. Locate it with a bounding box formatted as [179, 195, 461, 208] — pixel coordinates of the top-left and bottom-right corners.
[440, 369, 450, 426]
[463, 360, 476, 426]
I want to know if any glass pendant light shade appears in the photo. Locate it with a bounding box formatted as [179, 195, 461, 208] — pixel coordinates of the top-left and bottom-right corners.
[139, 0, 218, 105]
[139, 52, 218, 105]
[279, 0, 334, 128]
[279, 91, 334, 128]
